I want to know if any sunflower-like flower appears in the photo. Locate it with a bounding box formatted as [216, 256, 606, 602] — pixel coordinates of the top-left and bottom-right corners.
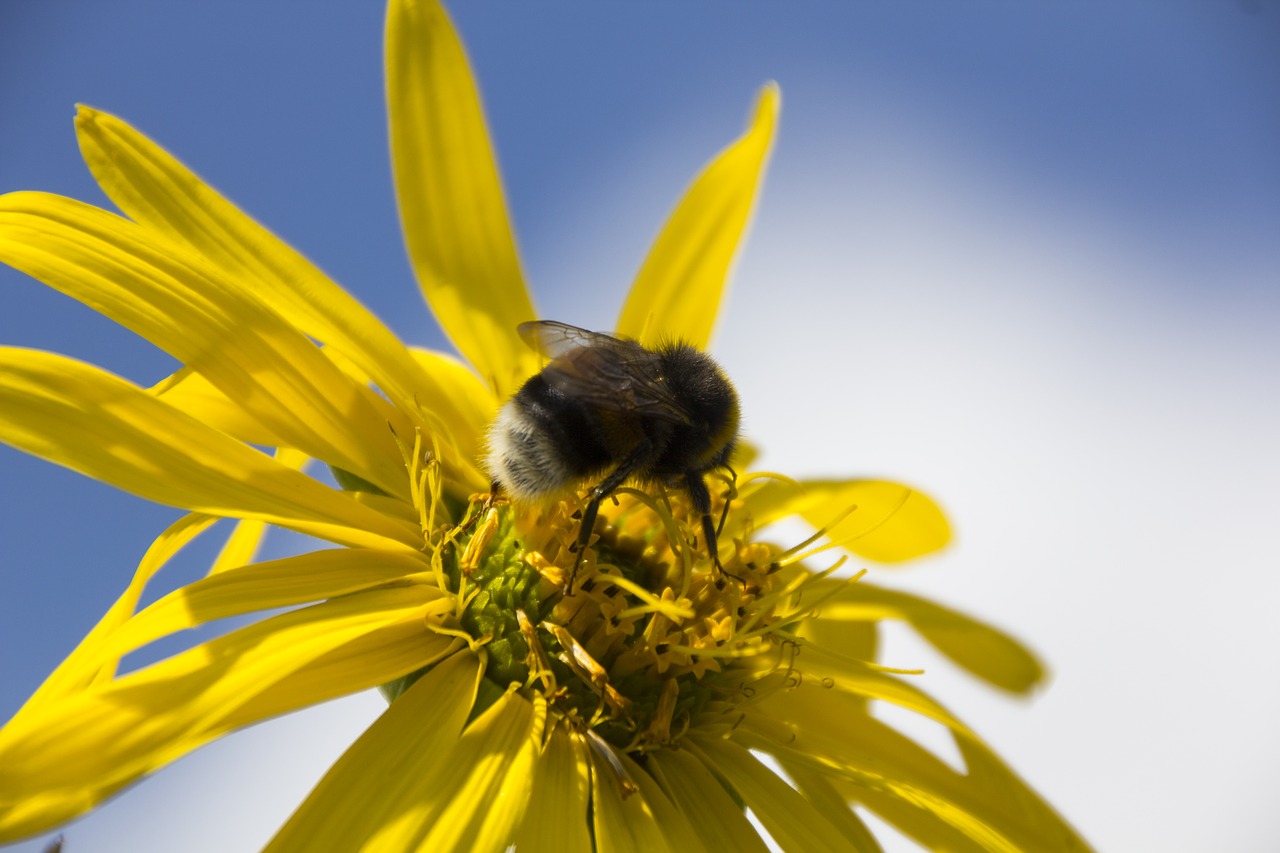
[0, 2, 1089, 850]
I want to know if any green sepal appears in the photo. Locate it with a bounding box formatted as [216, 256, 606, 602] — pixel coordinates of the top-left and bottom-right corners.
[330, 464, 391, 496]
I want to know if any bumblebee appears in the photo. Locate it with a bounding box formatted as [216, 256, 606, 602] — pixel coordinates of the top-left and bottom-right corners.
[486, 321, 740, 579]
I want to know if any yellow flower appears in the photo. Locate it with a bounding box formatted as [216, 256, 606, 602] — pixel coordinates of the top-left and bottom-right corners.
[0, 1, 1089, 850]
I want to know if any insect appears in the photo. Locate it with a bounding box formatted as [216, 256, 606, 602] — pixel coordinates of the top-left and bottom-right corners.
[486, 321, 740, 582]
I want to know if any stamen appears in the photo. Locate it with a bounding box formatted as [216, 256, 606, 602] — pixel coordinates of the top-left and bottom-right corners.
[589, 573, 694, 621]
[736, 470, 802, 490]
[423, 620, 490, 653]
[516, 609, 557, 693]
[459, 506, 501, 572]
[867, 662, 926, 676]
[657, 642, 765, 661]
[823, 487, 913, 551]
[613, 487, 695, 597]
[544, 622, 631, 717]
[523, 549, 566, 588]
[640, 677, 680, 745]
[771, 500, 863, 567]
[738, 558, 851, 636]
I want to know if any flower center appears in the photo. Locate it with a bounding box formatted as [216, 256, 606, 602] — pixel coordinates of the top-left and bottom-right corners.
[412, 484, 804, 753]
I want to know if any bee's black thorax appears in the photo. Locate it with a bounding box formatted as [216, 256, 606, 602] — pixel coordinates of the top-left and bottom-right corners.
[650, 344, 740, 476]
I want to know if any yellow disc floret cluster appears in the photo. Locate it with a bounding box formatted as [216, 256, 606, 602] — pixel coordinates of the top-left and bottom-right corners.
[393, 445, 827, 771]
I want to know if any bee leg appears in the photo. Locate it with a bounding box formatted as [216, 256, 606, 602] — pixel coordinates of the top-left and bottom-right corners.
[569, 444, 653, 590]
[685, 471, 744, 583]
[715, 464, 738, 537]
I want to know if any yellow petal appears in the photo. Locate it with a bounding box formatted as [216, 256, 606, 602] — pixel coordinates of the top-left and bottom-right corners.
[741, 711, 1013, 851]
[743, 710, 1009, 852]
[355, 689, 541, 852]
[646, 746, 771, 853]
[620, 751, 711, 853]
[0, 587, 453, 843]
[511, 724, 592, 853]
[796, 613, 878, 693]
[75, 106, 474, 453]
[415, 692, 544, 852]
[688, 735, 857, 853]
[149, 366, 285, 447]
[617, 84, 779, 349]
[0, 347, 421, 552]
[209, 525, 267, 571]
[781, 761, 885, 851]
[266, 650, 483, 852]
[827, 780, 989, 853]
[157, 354, 439, 497]
[319, 345, 487, 492]
[738, 687, 1091, 852]
[410, 346, 501, 465]
[387, 0, 538, 396]
[772, 643, 976, 741]
[20, 513, 218, 711]
[208, 447, 311, 576]
[951, 732, 1089, 852]
[803, 581, 1045, 694]
[90, 549, 436, 671]
[585, 736, 676, 853]
[0, 192, 408, 496]
[741, 477, 951, 562]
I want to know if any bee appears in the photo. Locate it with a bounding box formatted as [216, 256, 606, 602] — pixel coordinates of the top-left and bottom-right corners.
[486, 321, 740, 581]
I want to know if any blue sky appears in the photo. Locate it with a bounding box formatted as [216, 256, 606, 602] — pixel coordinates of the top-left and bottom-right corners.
[2, 2, 1279, 851]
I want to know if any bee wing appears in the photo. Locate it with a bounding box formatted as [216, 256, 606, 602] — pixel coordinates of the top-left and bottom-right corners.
[517, 320, 693, 424]
[517, 320, 618, 359]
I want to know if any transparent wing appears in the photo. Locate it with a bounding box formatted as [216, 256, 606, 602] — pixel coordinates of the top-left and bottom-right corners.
[518, 320, 617, 359]
[517, 320, 692, 424]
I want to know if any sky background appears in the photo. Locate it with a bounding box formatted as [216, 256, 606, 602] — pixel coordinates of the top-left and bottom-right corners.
[2, 1, 1279, 850]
